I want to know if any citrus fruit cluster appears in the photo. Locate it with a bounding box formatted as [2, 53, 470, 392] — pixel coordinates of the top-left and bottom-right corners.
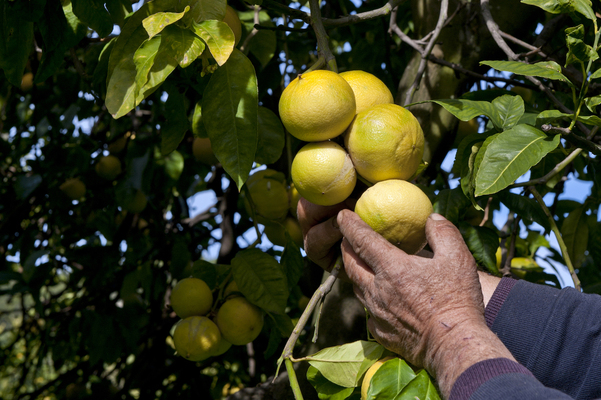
[169, 277, 264, 362]
[279, 69, 433, 253]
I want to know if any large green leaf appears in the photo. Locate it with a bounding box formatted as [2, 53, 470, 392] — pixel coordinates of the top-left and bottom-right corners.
[480, 60, 572, 86]
[72, 0, 113, 37]
[565, 25, 598, 66]
[433, 187, 471, 225]
[0, 2, 33, 86]
[181, 0, 226, 26]
[307, 341, 384, 388]
[202, 49, 258, 190]
[459, 223, 500, 274]
[561, 205, 589, 268]
[366, 358, 416, 400]
[248, 28, 277, 67]
[521, 0, 596, 22]
[161, 84, 190, 155]
[492, 94, 524, 130]
[191, 20, 235, 66]
[142, 7, 189, 39]
[306, 366, 355, 400]
[536, 110, 601, 127]
[498, 191, 551, 231]
[397, 369, 441, 400]
[232, 248, 288, 314]
[475, 124, 560, 196]
[425, 99, 503, 130]
[256, 106, 285, 164]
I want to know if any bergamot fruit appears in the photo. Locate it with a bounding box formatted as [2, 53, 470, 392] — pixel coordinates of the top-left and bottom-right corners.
[339, 70, 394, 114]
[291, 141, 356, 206]
[170, 277, 213, 319]
[279, 70, 356, 142]
[193, 137, 219, 165]
[355, 180, 433, 254]
[345, 104, 424, 183]
[95, 155, 122, 181]
[215, 297, 264, 346]
[245, 169, 289, 223]
[361, 356, 395, 400]
[263, 217, 304, 248]
[59, 178, 86, 201]
[172, 316, 221, 361]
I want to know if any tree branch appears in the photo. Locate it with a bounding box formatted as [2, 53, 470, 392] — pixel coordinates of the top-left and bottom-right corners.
[308, 0, 336, 71]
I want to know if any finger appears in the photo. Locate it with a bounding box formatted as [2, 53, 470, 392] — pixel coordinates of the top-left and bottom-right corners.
[337, 209, 405, 275]
[425, 213, 471, 258]
[341, 238, 376, 294]
[297, 197, 353, 236]
[303, 215, 343, 270]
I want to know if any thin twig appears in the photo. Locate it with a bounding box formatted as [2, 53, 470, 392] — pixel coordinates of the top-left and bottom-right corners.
[240, 6, 261, 53]
[321, 0, 403, 29]
[480, 0, 518, 60]
[404, 0, 449, 105]
[308, 0, 337, 71]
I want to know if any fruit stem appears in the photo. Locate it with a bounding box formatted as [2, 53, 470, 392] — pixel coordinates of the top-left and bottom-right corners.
[528, 186, 581, 291]
[285, 358, 305, 400]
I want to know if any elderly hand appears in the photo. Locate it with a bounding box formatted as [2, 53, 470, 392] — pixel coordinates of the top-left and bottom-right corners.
[337, 210, 515, 398]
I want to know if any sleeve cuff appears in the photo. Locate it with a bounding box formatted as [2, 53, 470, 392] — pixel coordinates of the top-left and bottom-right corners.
[485, 277, 518, 328]
[449, 358, 534, 400]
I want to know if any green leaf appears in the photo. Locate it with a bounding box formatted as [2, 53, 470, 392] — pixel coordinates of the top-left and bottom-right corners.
[474, 125, 560, 196]
[72, 0, 113, 37]
[308, 341, 385, 388]
[267, 312, 294, 337]
[590, 67, 601, 80]
[161, 84, 189, 155]
[280, 238, 304, 290]
[105, 0, 132, 27]
[0, 2, 34, 86]
[459, 223, 500, 275]
[307, 366, 356, 400]
[561, 205, 589, 268]
[142, 7, 189, 39]
[191, 102, 208, 138]
[248, 28, 276, 67]
[191, 259, 218, 287]
[232, 248, 288, 314]
[480, 60, 572, 85]
[565, 25, 598, 66]
[425, 99, 503, 130]
[526, 231, 551, 256]
[521, 0, 596, 22]
[366, 359, 416, 400]
[433, 187, 471, 225]
[190, 20, 235, 66]
[497, 191, 551, 231]
[202, 49, 258, 190]
[256, 107, 285, 164]
[182, 0, 226, 25]
[585, 95, 601, 112]
[15, 174, 42, 199]
[492, 94, 525, 130]
[397, 369, 441, 400]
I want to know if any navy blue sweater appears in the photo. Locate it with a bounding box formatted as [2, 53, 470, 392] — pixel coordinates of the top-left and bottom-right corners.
[449, 278, 601, 400]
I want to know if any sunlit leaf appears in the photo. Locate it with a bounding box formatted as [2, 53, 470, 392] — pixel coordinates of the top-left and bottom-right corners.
[191, 20, 235, 66]
[565, 25, 598, 66]
[307, 366, 356, 400]
[480, 60, 572, 86]
[423, 99, 503, 130]
[492, 94, 525, 130]
[397, 369, 441, 400]
[142, 7, 189, 39]
[521, 0, 596, 22]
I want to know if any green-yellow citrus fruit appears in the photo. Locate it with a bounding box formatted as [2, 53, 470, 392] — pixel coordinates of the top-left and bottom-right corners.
[289, 183, 301, 218]
[95, 155, 122, 181]
[211, 335, 233, 356]
[193, 137, 219, 165]
[455, 118, 479, 146]
[361, 356, 395, 400]
[170, 277, 213, 319]
[122, 190, 147, 213]
[108, 135, 128, 154]
[496, 246, 503, 269]
[21, 72, 34, 92]
[215, 297, 264, 345]
[291, 141, 356, 206]
[224, 5, 242, 46]
[245, 169, 289, 223]
[279, 70, 356, 142]
[345, 104, 424, 183]
[355, 180, 433, 254]
[173, 316, 221, 361]
[59, 178, 86, 201]
[339, 70, 394, 115]
[510, 257, 540, 279]
[263, 217, 304, 248]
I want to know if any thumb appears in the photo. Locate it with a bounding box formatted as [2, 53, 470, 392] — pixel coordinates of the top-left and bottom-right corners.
[425, 213, 469, 258]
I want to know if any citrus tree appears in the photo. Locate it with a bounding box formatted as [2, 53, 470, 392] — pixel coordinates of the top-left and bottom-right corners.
[2, 0, 601, 399]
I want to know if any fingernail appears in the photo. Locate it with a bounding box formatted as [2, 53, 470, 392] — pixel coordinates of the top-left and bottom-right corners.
[429, 213, 445, 221]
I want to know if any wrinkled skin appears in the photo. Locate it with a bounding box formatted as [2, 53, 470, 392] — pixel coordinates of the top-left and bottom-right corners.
[298, 198, 513, 398]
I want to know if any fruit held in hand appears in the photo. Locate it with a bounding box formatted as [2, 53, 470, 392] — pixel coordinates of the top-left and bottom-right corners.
[173, 316, 221, 361]
[339, 70, 394, 114]
[95, 155, 122, 181]
[361, 356, 395, 400]
[170, 277, 213, 318]
[215, 297, 264, 345]
[59, 178, 86, 201]
[345, 103, 424, 183]
[279, 70, 356, 142]
[355, 180, 433, 254]
[291, 141, 356, 206]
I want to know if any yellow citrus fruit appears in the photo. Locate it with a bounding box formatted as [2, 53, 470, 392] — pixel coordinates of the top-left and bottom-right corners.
[245, 169, 289, 223]
[289, 183, 301, 218]
[510, 257, 540, 279]
[21, 72, 34, 92]
[263, 217, 304, 248]
[355, 180, 433, 254]
[172, 316, 221, 361]
[496, 245, 503, 269]
[345, 104, 424, 183]
[361, 356, 395, 400]
[192, 137, 219, 165]
[215, 297, 264, 346]
[224, 5, 242, 46]
[339, 70, 394, 115]
[211, 335, 232, 356]
[170, 277, 213, 319]
[59, 178, 86, 201]
[95, 155, 122, 181]
[108, 135, 128, 154]
[278, 70, 356, 142]
[291, 141, 356, 206]
[122, 190, 147, 213]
